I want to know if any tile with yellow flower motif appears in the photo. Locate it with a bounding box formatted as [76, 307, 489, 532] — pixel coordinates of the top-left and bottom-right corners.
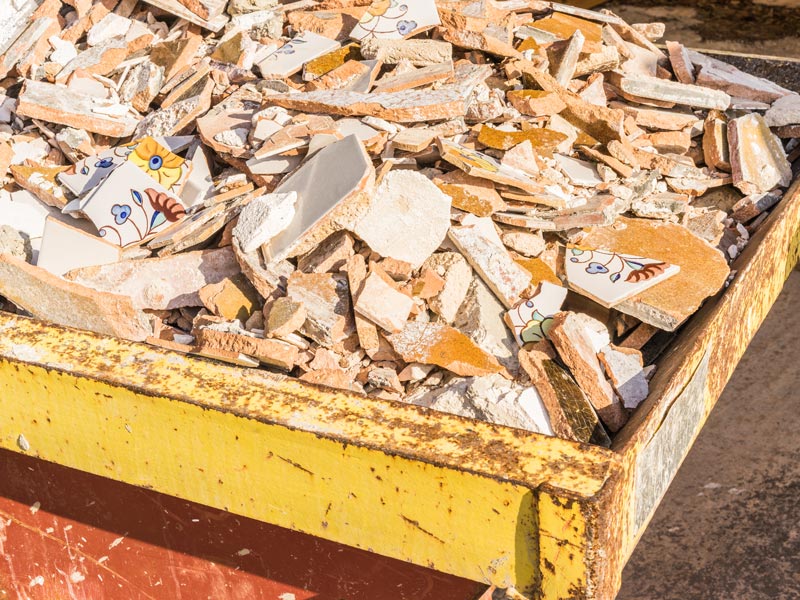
[79, 161, 188, 248]
[127, 137, 191, 194]
[349, 0, 441, 42]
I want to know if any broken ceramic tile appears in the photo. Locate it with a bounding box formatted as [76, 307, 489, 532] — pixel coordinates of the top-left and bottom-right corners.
[505, 281, 568, 346]
[388, 321, 505, 377]
[728, 113, 792, 196]
[64, 247, 240, 310]
[264, 134, 374, 263]
[350, 0, 440, 42]
[565, 246, 679, 308]
[548, 311, 628, 432]
[79, 161, 187, 247]
[256, 32, 340, 79]
[580, 217, 730, 331]
[449, 215, 532, 309]
[37, 216, 122, 276]
[598, 344, 649, 410]
[518, 340, 611, 446]
[353, 169, 451, 269]
[232, 192, 297, 253]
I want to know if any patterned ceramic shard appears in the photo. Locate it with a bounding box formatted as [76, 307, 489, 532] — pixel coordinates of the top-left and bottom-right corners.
[57, 137, 191, 197]
[58, 143, 138, 197]
[505, 281, 568, 346]
[126, 136, 191, 194]
[79, 161, 188, 247]
[349, 0, 441, 42]
[256, 32, 340, 79]
[564, 245, 680, 308]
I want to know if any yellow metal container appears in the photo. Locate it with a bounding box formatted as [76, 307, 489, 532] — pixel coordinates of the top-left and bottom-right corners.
[1, 181, 799, 599]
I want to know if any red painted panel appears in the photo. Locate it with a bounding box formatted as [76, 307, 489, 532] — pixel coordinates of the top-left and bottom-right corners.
[0, 448, 487, 600]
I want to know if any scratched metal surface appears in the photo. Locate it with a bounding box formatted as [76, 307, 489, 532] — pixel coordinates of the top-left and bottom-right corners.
[0, 447, 486, 600]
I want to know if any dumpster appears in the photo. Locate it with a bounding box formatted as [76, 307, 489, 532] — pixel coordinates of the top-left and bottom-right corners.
[0, 171, 798, 598]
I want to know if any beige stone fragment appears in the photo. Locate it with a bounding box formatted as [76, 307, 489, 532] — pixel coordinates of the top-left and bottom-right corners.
[199, 274, 261, 321]
[433, 170, 506, 217]
[614, 73, 731, 110]
[297, 231, 354, 273]
[518, 341, 611, 446]
[0, 255, 152, 342]
[548, 312, 628, 432]
[353, 170, 451, 269]
[419, 252, 471, 324]
[64, 248, 240, 311]
[666, 40, 695, 84]
[195, 327, 298, 370]
[354, 267, 413, 333]
[448, 216, 531, 309]
[372, 62, 454, 94]
[581, 217, 730, 331]
[703, 110, 730, 172]
[388, 321, 505, 377]
[119, 61, 164, 113]
[344, 253, 382, 358]
[287, 271, 354, 347]
[608, 101, 699, 131]
[438, 25, 520, 59]
[268, 87, 470, 123]
[691, 50, 792, 104]
[17, 80, 140, 138]
[391, 128, 436, 152]
[646, 130, 692, 155]
[265, 297, 307, 338]
[501, 230, 545, 258]
[728, 113, 792, 196]
[598, 344, 649, 410]
[360, 38, 452, 66]
[506, 90, 566, 117]
[573, 44, 620, 78]
[501, 140, 540, 178]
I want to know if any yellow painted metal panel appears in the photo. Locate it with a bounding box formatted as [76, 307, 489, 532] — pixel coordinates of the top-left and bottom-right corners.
[0, 317, 617, 595]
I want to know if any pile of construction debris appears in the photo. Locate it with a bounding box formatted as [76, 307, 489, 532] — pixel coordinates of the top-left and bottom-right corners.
[1, 0, 798, 446]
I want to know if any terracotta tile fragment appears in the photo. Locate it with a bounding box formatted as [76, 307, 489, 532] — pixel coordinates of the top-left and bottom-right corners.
[199, 273, 261, 321]
[0, 254, 152, 342]
[518, 340, 611, 446]
[388, 321, 505, 377]
[548, 311, 628, 432]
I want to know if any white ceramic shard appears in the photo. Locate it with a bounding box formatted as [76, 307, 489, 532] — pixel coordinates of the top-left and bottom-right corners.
[353, 170, 451, 269]
[565, 246, 679, 307]
[79, 161, 187, 247]
[37, 217, 122, 276]
[256, 32, 339, 79]
[505, 281, 568, 346]
[233, 192, 297, 253]
[263, 134, 373, 263]
[349, 0, 441, 42]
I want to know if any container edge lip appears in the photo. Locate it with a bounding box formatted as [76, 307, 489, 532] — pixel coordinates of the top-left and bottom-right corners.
[0, 311, 619, 498]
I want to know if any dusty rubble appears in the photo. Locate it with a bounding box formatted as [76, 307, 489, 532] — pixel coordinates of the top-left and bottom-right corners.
[0, 0, 798, 447]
